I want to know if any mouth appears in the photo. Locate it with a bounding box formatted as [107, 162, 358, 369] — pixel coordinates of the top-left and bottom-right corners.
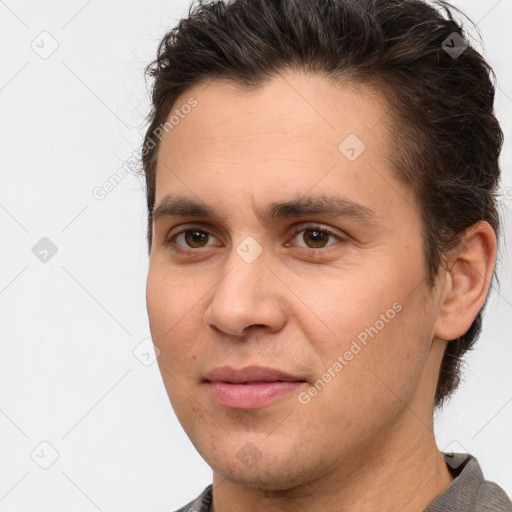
[204, 365, 308, 410]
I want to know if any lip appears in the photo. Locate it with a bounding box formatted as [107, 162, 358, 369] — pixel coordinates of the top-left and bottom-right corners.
[204, 365, 304, 384]
[204, 365, 307, 410]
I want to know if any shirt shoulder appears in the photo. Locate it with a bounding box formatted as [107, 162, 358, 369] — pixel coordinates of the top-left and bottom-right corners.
[172, 484, 212, 512]
[425, 452, 512, 512]
[475, 480, 512, 512]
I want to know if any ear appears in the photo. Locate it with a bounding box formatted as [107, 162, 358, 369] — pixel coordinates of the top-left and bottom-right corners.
[434, 221, 497, 341]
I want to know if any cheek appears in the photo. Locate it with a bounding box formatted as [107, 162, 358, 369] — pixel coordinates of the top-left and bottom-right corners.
[146, 264, 203, 367]
[298, 262, 431, 387]
[146, 266, 217, 438]
[298, 291, 432, 450]
[296, 272, 397, 350]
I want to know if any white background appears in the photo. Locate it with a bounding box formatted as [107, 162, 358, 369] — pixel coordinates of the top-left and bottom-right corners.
[0, 1, 511, 511]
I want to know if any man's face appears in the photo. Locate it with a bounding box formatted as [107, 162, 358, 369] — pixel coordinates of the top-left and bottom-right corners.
[146, 71, 444, 489]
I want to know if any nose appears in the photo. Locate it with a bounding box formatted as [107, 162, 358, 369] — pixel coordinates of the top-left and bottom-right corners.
[203, 246, 288, 338]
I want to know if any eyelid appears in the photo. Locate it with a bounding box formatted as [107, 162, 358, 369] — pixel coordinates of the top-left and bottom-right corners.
[288, 222, 346, 241]
[164, 222, 346, 250]
[164, 223, 221, 249]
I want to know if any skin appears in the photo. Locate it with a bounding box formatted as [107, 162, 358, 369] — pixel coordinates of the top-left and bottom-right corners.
[145, 70, 496, 512]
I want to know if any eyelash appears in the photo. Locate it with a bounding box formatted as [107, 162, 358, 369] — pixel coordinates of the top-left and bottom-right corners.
[163, 223, 345, 252]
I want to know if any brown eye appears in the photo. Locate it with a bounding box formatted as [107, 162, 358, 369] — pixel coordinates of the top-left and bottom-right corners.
[302, 229, 330, 248]
[166, 229, 218, 249]
[184, 230, 210, 248]
[290, 225, 343, 250]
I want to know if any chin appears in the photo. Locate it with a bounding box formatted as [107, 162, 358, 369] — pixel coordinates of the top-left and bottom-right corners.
[205, 446, 319, 492]
[214, 464, 305, 491]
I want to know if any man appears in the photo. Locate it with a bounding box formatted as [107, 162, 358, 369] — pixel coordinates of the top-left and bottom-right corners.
[141, 0, 511, 510]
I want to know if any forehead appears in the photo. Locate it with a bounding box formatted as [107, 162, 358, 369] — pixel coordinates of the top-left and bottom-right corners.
[153, 71, 405, 219]
[158, 71, 390, 157]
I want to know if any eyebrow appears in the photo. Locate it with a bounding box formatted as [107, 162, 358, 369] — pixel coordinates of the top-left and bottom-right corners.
[151, 194, 379, 227]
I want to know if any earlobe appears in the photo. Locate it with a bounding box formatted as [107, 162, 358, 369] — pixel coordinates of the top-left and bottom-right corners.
[434, 221, 497, 341]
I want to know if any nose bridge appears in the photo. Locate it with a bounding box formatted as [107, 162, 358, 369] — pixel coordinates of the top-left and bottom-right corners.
[204, 236, 286, 336]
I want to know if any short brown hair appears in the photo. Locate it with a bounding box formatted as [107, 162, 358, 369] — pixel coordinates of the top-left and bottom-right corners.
[140, 0, 503, 409]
